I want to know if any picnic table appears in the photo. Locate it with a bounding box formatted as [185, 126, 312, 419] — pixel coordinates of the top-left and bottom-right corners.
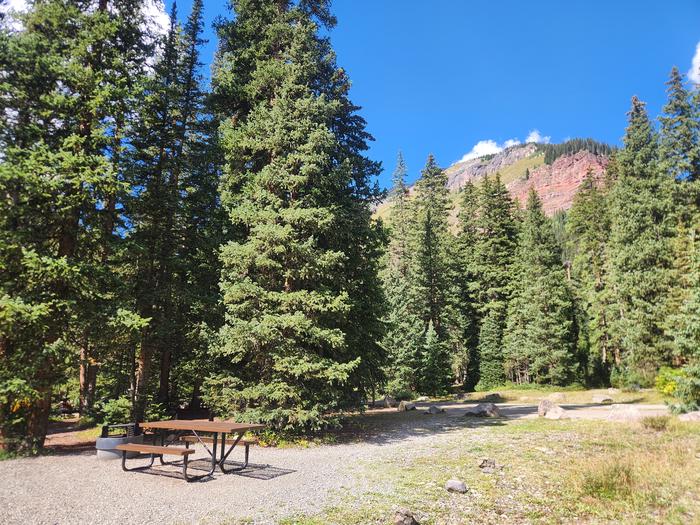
[116, 419, 265, 482]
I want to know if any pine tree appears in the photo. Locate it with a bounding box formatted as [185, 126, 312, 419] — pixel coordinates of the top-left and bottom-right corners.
[408, 155, 458, 392]
[606, 96, 676, 385]
[659, 67, 700, 181]
[455, 181, 481, 389]
[420, 321, 452, 396]
[567, 171, 614, 383]
[0, 0, 149, 450]
[206, 0, 385, 432]
[474, 174, 519, 388]
[382, 153, 423, 395]
[503, 190, 576, 384]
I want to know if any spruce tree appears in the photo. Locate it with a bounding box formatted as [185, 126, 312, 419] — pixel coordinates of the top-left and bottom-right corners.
[420, 321, 452, 396]
[503, 190, 576, 384]
[567, 171, 614, 382]
[408, 155, 458, 392]
[455, 181, 481, 389]
[474, 174, 518, 388]
[382, 153, 423, 395]
[206, 0, 385, 431]
[606, 97, 676, 385]
[659, 67, 700, 181]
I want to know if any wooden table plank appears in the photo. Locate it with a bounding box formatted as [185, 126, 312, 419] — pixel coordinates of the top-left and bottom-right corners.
[139, 419, 265, 433]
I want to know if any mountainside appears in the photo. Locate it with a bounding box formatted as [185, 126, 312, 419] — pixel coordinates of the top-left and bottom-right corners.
[377, 140, 611, 220]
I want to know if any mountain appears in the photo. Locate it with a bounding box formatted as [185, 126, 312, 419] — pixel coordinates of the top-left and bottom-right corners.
[376, 139, 611, 220]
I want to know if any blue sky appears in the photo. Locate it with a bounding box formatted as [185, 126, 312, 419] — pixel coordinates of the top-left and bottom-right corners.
[180, 0, 700, 189]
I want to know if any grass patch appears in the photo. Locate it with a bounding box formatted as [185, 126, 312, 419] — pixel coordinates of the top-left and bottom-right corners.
[642, 415, 671, 431]
[580, 459, 634, 499]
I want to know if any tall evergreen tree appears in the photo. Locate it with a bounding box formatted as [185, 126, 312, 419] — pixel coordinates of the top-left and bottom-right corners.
[659, 67, 700, 181]
[567, 171, 614, 382]
[455, 181, 481, 389]
[206, 0, 385, 432]
[474, 174, 518, 388]
[0, 0, 149, 450]
[606, 96, 676, 385]
[503, 190, 576, 384]
[408, 155, 457, 393]
[382, 153, 423, 395]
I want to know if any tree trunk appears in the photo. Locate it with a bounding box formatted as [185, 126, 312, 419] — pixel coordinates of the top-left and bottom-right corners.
[79, 345, 98, 415]
[133, 338, 152, 422]
[158, 349, 171, 406]
[25, 387, 52, 451]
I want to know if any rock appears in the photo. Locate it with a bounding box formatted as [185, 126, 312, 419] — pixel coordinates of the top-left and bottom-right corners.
[547, 392, 566, 402]
[678, 411, 700, 422]
[464, 403, 501, 418]
[538, 399, 569, 419]
[394, 509, 420, 525]
[477, 457, 502, 474]
[538, 399, 555, 417]
[592, 395, 614, 404]
[607, 387, 621, 394]
[398, 401, 416, 412]
[607, 404, 642, 422]
[415, 396, 429, 402]
[482, 392, 503, 402]
[544, 405, 569, 420]
[425, 405, 445, 415]
[445, 479, 468, 493]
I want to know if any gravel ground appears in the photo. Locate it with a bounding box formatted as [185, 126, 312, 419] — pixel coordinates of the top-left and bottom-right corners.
[0, 402, 669, 525]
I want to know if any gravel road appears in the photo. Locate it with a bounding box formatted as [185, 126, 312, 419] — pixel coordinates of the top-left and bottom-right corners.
[0, 402, 669, 525]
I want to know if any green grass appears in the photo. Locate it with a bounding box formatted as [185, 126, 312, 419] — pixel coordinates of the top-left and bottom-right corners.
[281, 418, 700, 524]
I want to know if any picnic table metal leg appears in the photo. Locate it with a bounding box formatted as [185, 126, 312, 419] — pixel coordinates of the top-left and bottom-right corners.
[218, 433, 248, 473]
[182, 433, 218, 482]
[120, 450, 155, 472]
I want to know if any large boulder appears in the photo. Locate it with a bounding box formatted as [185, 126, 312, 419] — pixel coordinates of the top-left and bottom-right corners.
[538, 399, 568, 419]
[398, 401, 416, 412]
[482, 392, 503, 402]
[415, 396, 430, 402]
[394, 509, 420, 525]
[445, 479, 468, 493]
[464, 403, 501, 418]
[607, 404, 642, 422]
[678, 411, 700, 422]
[371, 395, 398, 408]
[593, 395, 614, 404]
[426, 405, 445, 415]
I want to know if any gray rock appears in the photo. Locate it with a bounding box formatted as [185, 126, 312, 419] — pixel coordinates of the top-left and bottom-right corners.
[464, 402, 501, 418]
[394, 508, 420, 525]
[537, 399, 556, 417]
[398, 401, 416, 412]
[445, 479, 468, 493]
[544, 405, 569, 420]
[426, 405, 445, 415]
[678, 411, 700, 422]
[415, 396, 430, 402]
[607, 404, 642, 422]
[592, 395, 614, 404]
[607, 387, 621, 394]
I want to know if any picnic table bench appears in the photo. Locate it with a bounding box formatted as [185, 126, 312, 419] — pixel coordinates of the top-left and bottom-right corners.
[116, 419, 265, 482]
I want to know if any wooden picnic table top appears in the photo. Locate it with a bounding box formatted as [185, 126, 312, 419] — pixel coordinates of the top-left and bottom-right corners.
[139, 419, 265, 433]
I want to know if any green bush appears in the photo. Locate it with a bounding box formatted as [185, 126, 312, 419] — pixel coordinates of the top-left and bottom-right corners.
[97, 396, 132, 426]
[654, 367, 687, 396]
[670, 363, 700, 414]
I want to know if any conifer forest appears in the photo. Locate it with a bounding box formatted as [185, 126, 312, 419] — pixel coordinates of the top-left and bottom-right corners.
[1, 0, 700, 456]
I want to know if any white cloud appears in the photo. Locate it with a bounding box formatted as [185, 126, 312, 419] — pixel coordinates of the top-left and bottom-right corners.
[525, 129, 551, 144]
[689, 41, 700, 85]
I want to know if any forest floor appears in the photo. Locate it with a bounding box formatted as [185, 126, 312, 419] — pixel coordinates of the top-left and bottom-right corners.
[1, 389, 698, 524]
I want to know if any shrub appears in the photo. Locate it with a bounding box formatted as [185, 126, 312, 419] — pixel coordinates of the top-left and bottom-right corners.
[581, 460, 634, 499]
[670, 363, 700, 413]
[655, 367, 686, 396]
[97, 396, 132, 426]
[641, 415, 670, 431]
